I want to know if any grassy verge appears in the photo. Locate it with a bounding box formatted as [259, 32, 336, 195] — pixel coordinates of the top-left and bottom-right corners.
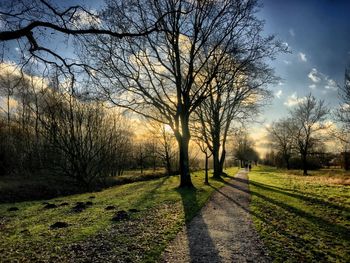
[0, 169, 168, 203]
[249, 166, 350, 262]
[0, 167, 238, 262]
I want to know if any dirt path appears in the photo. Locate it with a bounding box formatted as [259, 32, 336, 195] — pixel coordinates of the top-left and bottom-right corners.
[161, 170, 270, 263]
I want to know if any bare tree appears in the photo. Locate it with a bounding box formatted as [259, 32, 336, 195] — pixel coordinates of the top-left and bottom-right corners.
[199, 141, 212, 185]
[146, 121, 177, 176]
[195, 55, 274, 178]
[233, 129, 258, 167]
[0, 0, 164, 75]
[85, 0, 284, 187]
[335, 67, 350, 127]
[267, 118, 294, 169]
[290, 94, 328, 175]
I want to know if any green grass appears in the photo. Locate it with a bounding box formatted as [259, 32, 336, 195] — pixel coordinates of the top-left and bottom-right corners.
[0, 167, 238, 262]
[0, 168, 169, 203]
[249, 166, 350, 262]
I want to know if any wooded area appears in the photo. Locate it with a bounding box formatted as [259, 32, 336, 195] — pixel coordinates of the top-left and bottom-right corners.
[0, 1, 349, 262]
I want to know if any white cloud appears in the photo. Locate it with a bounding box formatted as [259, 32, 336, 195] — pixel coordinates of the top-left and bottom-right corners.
[324, 78, 338, 90]
[275, 90, 283, 98]
[306, 68, 338, 92]
[282, 42, 290, 50]
[289, 28, 295, 37]
[275, 89, 283, 99]
[284, 93, 307, 107]
[278, 81, 284, 86]
[283, 60, 291, 65]
[298, 52, 307, 62]
[341, 103, 350, 110]
[309, 84, 316, 89]
[73, 9, 101, 26]
[308, 68, 321, 83]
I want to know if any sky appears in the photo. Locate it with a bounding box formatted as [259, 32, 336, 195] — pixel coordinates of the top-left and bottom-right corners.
[1, 0, 350, 156]
[258, 0, 350, 118]
[58, 0, 350, 144]
[251, 0, 350, 155]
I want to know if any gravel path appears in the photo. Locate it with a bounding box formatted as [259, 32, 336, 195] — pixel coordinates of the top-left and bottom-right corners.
[161, 170, 270, 263]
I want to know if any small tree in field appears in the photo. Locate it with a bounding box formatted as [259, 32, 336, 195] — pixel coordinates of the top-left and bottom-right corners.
[267, 118, 294, 169]
[290, 94, 328, 175]
[335, 67, 350, 128]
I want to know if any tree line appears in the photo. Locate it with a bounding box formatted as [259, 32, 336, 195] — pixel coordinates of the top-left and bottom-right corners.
[0, 68, 186, 188]
[0, 0, 285, 188]
[265, 70, 350, 175]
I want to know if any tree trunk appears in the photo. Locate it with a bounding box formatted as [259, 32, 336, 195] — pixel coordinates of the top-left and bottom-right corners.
[204, 152, 209, 185]
[176, 115, 193, 188]
[165, 153, 172, 176]
[302, 154, 308, 175]
[219, 147, 226, 175]
[285, 157, 290, 170]
[212, 146, 221, 178]
[177, 136, 193, 187]
[140, 152, 143, 174]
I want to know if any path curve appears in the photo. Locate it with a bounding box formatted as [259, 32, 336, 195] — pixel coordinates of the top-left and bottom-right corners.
[161, 170, 270, 263]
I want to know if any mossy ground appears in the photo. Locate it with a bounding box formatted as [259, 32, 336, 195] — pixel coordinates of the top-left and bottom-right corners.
[0, 167, 238, 262]
[249, 166, 350, 263]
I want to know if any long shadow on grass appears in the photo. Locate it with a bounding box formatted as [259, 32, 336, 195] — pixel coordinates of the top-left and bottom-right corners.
[228, 175, 348, 210]
[225, 175, 350, 213]
[130, 176, 171, 208]
[208, 179, 318, 257]
[211, 173, 342, 261]
[176, 186, 222, 262]
[222, 176, 350, 242]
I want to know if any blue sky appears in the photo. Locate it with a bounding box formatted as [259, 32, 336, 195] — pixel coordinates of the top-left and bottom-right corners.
[256, 0, 350, 122]
[2, 0, 349, 143]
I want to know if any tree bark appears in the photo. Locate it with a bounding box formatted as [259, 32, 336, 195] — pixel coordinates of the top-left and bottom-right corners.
[205, 153, 209, 185]
[177, 136, 193, 187]
[212, 146, 221, 178]
[219, 147, 226, 175]
[285, 157, 290, 170]
[302, 154, 308, 175]
[176, 115, 193, 188]
[165, 150, 172, 176]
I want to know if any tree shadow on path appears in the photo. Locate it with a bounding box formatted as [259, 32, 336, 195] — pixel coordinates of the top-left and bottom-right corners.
[175, 187, 222, 263]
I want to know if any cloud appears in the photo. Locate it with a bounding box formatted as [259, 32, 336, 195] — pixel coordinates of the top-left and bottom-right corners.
[307, 68, 338, 92]
[275, 89, 283, 98]
[282, 42, 290, 50]
[283, 60, 291, 65]
[73, 9, 101, 27]
[309, 84, 316, 89]
[324, 78, 338, 90]
[308, 68, 322, 83]
[284, 93, 306, 107]
[298, 52, 307, 62]
[289, 28, 295, 37]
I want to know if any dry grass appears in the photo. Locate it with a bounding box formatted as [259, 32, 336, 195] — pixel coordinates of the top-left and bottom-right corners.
[286, 168, 350, 185]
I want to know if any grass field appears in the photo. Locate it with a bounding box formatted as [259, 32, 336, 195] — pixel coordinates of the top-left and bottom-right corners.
[0, 168, 168, 203]
[0, 167, 238, 262]
[249, 166, 350, 262]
